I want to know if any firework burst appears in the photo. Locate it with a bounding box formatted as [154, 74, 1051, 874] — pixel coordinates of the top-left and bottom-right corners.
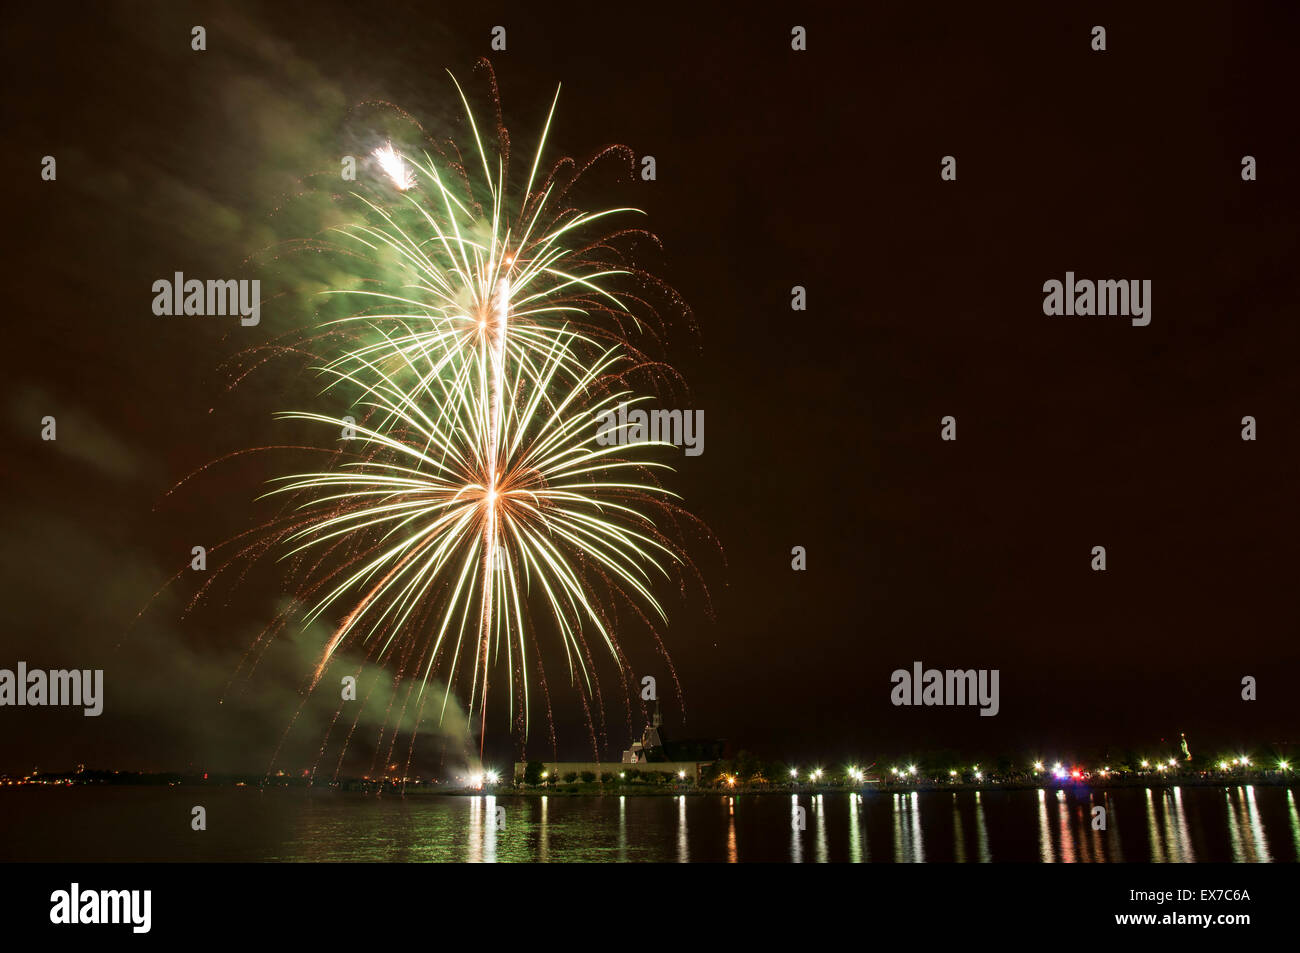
[229, 65, 709, 767]
[318, 71, 687, 397]
[269, 325, 684, 753]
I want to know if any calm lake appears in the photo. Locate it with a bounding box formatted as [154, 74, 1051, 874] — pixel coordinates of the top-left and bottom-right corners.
[3, 784, 1297, 862]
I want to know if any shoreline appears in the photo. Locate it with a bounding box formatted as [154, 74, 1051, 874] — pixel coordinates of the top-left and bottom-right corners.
[5, 773, 1294, 797]
[461, 775, 1298, 797]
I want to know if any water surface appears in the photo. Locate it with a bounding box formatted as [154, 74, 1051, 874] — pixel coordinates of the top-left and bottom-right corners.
[3, 784, 1296, 862]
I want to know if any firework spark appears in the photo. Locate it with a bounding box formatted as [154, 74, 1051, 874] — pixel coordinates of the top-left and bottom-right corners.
[372, 141, 415, 191]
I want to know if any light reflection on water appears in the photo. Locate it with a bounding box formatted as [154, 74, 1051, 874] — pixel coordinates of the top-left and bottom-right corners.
[2, 784, 1297, 862]
[890, 791, 923, 863]
[815, 793, 829, 863]
[974, 790, 991, 862]
[1225, 785, 1272, 862]
[789, 795, 802, 864]
[676, 794, 689, 863]
[1037, 788, 1053, 863]
[1288, 790, 1300, 855]
[848, 793, 864, 863]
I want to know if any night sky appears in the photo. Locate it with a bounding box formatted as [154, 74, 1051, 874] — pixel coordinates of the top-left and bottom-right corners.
[3, 1, 1297, 774]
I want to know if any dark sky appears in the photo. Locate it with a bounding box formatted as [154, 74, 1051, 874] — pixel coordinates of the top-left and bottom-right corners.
[3, 1, 1297, 775]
